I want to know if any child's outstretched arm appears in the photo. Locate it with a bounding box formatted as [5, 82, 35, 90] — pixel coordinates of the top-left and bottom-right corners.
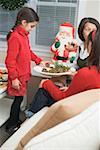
[30, 50, 42, 65]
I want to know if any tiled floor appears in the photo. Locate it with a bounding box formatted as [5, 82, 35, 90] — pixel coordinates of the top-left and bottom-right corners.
[0, 98, 13, 127]
[0, 121, 12, 147]
[0, 110, 26, 147]
[0, 95, 27, 147]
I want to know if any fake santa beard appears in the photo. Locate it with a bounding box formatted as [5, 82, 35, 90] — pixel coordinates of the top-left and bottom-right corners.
[56, 27, 74, 39]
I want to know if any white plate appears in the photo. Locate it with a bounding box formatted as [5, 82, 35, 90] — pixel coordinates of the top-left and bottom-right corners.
[33, 66, 74, 76]
[0, 67, 8, 81]
[0, 66, 7, 72]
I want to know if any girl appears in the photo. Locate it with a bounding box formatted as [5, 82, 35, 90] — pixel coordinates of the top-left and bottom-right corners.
[5, 7, 44, 131]
[73, 17, 99, 69]
[26, 26, 100, 117]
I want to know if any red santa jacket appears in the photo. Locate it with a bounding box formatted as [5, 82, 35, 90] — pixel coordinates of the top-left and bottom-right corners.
[5, 25, 42, 81]
[42, 66, 100, 101]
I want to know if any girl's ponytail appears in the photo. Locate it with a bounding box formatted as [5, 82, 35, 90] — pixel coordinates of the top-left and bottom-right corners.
[6, 8, 22, 40]
[6, 7, 39, 40]
[6, 20, 18, 40]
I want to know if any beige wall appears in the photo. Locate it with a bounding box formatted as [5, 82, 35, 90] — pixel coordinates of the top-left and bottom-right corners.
[77, 0, 100, 25]
[85, 0, 100, 21]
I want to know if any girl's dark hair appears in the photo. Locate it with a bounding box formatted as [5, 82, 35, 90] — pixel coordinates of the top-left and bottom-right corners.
[88, 25, 100, 72]
[78, 17, 99, 42]
[7, 7, 39, 40]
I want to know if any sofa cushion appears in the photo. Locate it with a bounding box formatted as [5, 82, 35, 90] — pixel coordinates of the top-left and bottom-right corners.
[25, 101, 100, 150]
[16, 89, 100, 149]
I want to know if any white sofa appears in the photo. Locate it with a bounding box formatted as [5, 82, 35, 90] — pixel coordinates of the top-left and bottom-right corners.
[1, 89, 100, 150]
[25, 101, 100, 150]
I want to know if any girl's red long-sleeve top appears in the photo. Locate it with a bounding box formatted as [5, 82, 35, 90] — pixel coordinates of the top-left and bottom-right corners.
[42, 66, 100, 101]
[5, 25, 42, 81]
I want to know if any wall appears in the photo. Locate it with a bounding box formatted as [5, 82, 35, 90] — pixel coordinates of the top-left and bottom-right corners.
[77, 0, 100, 28]
[75, 0, 100, 41]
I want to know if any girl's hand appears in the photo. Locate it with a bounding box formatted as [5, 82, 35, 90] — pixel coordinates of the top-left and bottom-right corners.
[40, 61, 51, 67]
[12, 78, 22, 90]
[39, 79, 49, 88]
[40, 61, 46, 67]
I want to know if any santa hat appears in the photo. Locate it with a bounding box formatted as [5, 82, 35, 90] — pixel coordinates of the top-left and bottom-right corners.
[59, 22, 75, 37]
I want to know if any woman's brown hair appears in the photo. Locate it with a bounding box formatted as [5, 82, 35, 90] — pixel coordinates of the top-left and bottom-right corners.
[78, 17, 99, 42]
[88, 25, 100, 72]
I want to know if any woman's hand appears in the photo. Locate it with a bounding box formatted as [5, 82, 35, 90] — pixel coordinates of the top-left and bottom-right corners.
[12, 78, 22, 90]
[65, 40, 78, 52]
[59, 86, 68, 91]
[39, 79, 49, 88]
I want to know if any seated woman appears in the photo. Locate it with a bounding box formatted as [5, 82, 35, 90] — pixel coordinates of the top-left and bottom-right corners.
[26, 27, 100, 117]
[73, 17, 99, 70]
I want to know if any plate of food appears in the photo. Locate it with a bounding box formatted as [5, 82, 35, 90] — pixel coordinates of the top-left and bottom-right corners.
[0, 67, 8, 85]
[34, 63, 76, 76]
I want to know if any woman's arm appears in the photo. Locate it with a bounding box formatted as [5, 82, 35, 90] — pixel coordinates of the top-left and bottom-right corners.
[41, 79, 67, 101]
[42, 69, 87, 101]
[64, 70, 87, 97]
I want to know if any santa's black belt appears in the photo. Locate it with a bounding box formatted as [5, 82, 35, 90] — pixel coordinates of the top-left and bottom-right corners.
[56, 56, 68, 60]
